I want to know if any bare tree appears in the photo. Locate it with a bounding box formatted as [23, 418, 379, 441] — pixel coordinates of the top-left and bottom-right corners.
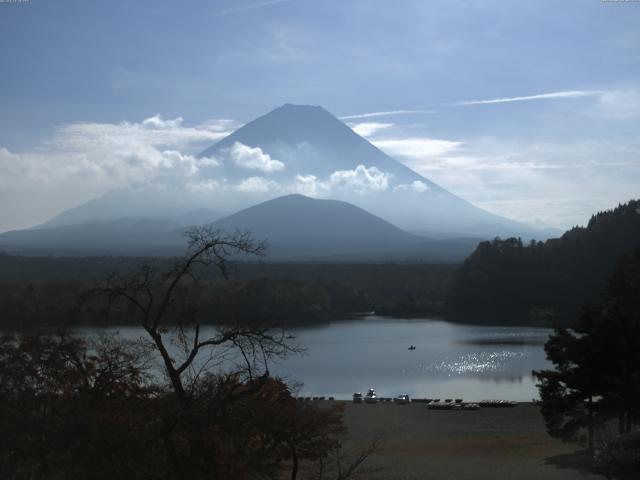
[81, 227, 382, 479]
[87, 227, 298, 405]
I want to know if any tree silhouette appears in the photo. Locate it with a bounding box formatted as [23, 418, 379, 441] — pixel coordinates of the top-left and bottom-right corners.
[89, 227, 296, 402]
[534, 248, 640, 454]
[76, 226, 378, 479]
[449, 199, 640, 325]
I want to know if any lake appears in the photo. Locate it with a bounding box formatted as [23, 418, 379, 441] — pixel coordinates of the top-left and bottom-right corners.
[76, 316, 552, 402]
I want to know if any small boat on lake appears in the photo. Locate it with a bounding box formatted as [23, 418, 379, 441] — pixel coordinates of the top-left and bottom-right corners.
[408, 345, 416, 350]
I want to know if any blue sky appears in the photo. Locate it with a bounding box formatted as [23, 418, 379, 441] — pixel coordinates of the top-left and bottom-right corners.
[0, 0, 639, 230]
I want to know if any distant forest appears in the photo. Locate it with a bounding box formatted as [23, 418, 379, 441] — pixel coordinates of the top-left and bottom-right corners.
[1, 200, 638, 329]
[0, 257, 454, 329]
[448, 200, 640, 325]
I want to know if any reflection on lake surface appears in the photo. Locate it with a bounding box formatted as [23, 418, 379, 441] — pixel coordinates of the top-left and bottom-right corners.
[75, 317, 552, 402]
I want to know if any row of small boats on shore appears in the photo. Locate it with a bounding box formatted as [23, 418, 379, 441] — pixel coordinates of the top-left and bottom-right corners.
[352, 389, 517, 409]
[353, 389, 410, 404]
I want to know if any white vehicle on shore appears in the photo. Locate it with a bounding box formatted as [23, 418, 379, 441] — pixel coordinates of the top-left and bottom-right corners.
[394, 394, 410, 404]
[364, 388, 378, 404]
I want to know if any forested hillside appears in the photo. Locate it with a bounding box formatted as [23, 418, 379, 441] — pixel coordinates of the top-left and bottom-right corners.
[447, 200, 640, 325]
[0, 255, 454, 328]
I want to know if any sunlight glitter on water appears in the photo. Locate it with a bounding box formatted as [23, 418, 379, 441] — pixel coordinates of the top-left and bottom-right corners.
[423, 351, 525, 376]
[72, 317, 551, 400]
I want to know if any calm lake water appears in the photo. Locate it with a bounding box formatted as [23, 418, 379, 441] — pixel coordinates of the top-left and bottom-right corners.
[76, 317, 552, 402]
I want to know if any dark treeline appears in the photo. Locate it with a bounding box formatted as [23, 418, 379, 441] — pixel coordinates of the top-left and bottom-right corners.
[534, 248, 640, 476]
[0, 255, 455, 329]
[3, 200, 639, 329]
[447, 200, 640, 326]
[229, 262, 454, 318]
[0, 278, 371, 329]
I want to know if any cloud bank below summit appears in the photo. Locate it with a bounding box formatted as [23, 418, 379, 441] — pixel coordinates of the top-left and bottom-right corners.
[2, 86, 639, 232]
[0, 113, 435, 232]
[0, 115, 237, 231]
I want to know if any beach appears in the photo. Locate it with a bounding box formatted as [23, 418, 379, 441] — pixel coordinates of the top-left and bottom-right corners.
[338, 402, 605, 480]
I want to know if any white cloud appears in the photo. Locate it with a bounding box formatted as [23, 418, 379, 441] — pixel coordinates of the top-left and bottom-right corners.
[395, 180, 430, 193]
[340, 109, 434, 120]
[141, 115, 184, 129]
[0, 115, 236, 231]
[200, 118, 238, 131]
[229, 142, 285, 172]
[453, 90, 603, 106]
[189, 175, 283, 195]
[349, 122, 394, 137]
[340, 90, 605, 121]
[289, 167, 394, 197]
[197, 156, 221, 167]
[328, 165, 391, 194]
[56, 115, 233, 152]
[373, 137, 461, 159]
[187, 178, 224, 193]
[387, 136, 640, 230]
[407, 153, 562, 173]
[0, 145, 202, 190]
[411, 180, 429, 193]
[234, 176, 281, 193]
[293, 174, 325, 197]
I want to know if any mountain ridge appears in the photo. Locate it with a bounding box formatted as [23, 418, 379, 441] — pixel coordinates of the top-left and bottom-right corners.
[208, 193, 419, 241]
[6, 103, 554, 254]
[198, 103, 544, 238]
[200, 103, 440, 187]
[205, 193, 476, 261]
[0, 194, 477, 261]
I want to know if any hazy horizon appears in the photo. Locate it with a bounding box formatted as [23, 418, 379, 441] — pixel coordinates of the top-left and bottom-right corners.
[1, 0, 639, 232]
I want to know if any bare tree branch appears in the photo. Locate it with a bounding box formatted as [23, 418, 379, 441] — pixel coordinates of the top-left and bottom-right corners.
[81, 227, 290, 405]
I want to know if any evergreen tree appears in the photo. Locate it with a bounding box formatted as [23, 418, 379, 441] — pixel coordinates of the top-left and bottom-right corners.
[449, 199, 640, 325]
[534, 249, 640, 453]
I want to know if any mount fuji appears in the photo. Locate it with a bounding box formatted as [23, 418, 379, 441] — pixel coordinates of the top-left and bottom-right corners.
[0, 104, 549, 258]
[196, 103, 538, 238]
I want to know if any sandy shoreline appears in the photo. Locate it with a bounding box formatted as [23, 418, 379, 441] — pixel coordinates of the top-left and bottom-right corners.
[332, 401, 605, 479]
